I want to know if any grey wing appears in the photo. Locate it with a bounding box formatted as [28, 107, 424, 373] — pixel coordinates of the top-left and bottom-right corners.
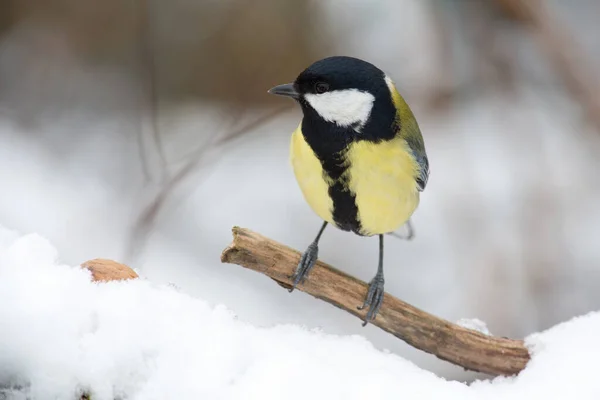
[415, 154, 429, 192]
[400, 119, 429, 192]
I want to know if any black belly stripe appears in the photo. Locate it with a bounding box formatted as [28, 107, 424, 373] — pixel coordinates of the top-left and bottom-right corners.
[299, 108, 369, 236]
[320, 151, 362, 234]
[329, 180, 361, 234]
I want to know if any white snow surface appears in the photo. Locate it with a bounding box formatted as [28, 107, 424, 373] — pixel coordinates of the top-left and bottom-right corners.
[1, 227, 600, 400]
[456, 318, 492, 336]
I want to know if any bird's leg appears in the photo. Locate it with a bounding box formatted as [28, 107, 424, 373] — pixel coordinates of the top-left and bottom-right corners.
[358, 234, 385, 326]
[289, 221, 328, 292]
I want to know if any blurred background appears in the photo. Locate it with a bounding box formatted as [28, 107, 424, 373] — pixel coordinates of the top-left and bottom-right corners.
[0, 0, 599, 382]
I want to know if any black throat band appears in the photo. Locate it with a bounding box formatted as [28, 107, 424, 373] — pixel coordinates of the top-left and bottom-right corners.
[300, 110, 362, 234]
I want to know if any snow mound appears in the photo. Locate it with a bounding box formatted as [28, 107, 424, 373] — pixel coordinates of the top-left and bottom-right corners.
[456, 318, 491, 335]
[0, 228, 599, 399]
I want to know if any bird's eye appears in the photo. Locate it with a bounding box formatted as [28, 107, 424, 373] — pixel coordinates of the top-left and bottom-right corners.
[315, 82, 329, 94]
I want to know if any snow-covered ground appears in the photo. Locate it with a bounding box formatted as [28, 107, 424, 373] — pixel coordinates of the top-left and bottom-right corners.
[1, 228, 600, 399]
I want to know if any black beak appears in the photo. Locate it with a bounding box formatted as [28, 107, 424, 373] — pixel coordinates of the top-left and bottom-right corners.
[268, 83, 299, 99]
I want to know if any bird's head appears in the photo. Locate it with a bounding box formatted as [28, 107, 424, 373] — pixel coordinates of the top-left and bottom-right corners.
[268, 56, 397, 133]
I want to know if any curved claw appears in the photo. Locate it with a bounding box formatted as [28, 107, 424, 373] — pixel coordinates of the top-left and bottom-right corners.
[289, 242, 318, 292]
[358, 277, 385, 326]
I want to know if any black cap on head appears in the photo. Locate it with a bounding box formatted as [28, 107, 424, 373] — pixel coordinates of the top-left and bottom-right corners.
[294, 56, 387, 96]
[268, 55, 400, 145]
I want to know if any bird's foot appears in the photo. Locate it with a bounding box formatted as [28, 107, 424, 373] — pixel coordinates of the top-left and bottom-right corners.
[289, 242, 318, 292]
[357, 274, 385, 326]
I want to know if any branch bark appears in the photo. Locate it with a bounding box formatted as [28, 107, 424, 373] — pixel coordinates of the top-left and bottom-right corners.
[81, 258, 139, 282]
[221, 226, 530, 377]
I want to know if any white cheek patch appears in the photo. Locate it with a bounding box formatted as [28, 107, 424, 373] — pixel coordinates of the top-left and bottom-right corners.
[305, 89, 375, 130]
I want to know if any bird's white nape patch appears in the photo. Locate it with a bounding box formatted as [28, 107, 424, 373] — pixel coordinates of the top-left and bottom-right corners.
[304, 89, 375, 131]
[384, 75, 396, 94]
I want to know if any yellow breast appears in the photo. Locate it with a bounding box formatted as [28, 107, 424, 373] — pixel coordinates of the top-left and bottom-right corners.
[345, 137, 420, 236]
[290, 124, 335, 225]
[290, 124, 420, 236]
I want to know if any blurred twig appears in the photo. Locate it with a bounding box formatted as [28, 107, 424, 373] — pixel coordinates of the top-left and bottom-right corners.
[425, 0, 521, 110]
[126, 104, 290, 262]
[494, 0, 600, 132]
[136, 0, 167, 183]
[221, 226, 531, 376]
[428, 0, 600, 131]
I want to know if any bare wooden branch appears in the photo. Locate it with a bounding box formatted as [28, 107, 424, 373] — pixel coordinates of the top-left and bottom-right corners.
[221, 226, 530, 377]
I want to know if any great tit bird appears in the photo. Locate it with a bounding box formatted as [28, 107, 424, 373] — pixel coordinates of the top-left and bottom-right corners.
[268, 56, 429, 325]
